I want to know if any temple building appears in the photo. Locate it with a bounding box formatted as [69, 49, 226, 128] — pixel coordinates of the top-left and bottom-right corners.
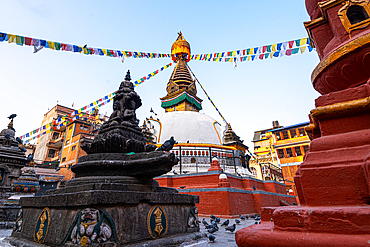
[142, 32, 251, 176]
[150, 33, 296, 216]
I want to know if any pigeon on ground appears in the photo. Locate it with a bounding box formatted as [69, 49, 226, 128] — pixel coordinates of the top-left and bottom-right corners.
[205, 224, 214, 229]
[202, 218, 208, 226]
[210, 215, 215, 220]
[255, 221, 259, 225]
[156, 136, 177, 151]
[180, 186, 185, 189]
[221, 219, 229, 227]
[250, 215, 256, 219]
[235, 219, 240, 224]
[208, 234, 216, 242]
[208, 227, 217, 234]
[211, 221, 218, 230]
[216, 217, 220, 223]
[183, 171, 189, 174]
[240, 215, 245, 220]
[173, 170, 178, 175]
[225, 224, 236, 233]
[255, 215, 261, 221]
[245, 214, 249, 219]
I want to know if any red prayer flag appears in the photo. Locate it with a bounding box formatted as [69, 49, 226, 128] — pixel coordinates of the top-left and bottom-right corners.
[25, 37, 32, 46]
[259, 54, 264, 60]
[263, 46, 267, 53]
[61, 43, 67, 50]
[286, 49, 293, 56]
[288, 41, 294, 48]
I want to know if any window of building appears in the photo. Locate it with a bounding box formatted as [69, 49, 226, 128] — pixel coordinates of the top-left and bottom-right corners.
[62, 157, 66, 162]
[303, 145, 310, 154]
[48, 149, 56, 158]
[347, 5, 369, 25]
[80, 125, 89, 131]
[65, 140, 70, 145]
[286, 148, 294, 158]
[250, 167, 257, 178]
[289, 129, 297, 138]
[71, 145, 76, 151]
[275, 133, 281, 140]
[190, 157, 196, 163]
[298, 128, 306, 136]
[277, 149, 285, 158]
[281, 131, 289, 140]
[294, 146, 302, 156]
[52, 132, 59, 140]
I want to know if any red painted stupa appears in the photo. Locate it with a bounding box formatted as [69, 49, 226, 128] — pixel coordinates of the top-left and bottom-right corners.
[236, 0, 370, 246]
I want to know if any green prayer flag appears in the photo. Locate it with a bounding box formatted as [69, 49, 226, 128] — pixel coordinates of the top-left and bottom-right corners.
[267, 45, 272, 52]
[292, 48, 299, 54]
[54, 42, 61, 50]
[295, 39, 301, 47]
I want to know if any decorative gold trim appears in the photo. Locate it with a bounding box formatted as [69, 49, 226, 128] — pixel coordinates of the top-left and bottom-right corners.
[311, 31, 370, 83]
[338, 0, 370, 33]
[305, 95, 370, 134]
[148, 118, 162, 143]
[147, 205, 168, 239]
[34, 207, 50, 244]
[213, 121, 222, 144]
[318, 0, 344, 10]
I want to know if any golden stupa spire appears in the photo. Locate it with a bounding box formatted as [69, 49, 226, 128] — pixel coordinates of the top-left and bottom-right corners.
[171, 31, 191, 63]
[160, 32, 202, 112]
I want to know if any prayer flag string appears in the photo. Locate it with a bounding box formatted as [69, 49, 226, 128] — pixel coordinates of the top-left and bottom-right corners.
[190, 38, 314, 62]
[134, 62, 173, 87]
[20, 62, 172, 143]
[0, 31, 172, 59]
[187, 64, 228, 125]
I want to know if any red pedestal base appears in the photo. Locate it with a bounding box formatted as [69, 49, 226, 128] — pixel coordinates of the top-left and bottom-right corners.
[236, 205, 370, 247]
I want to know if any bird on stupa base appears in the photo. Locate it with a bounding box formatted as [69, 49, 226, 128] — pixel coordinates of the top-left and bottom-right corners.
[156, 136, 177, 152]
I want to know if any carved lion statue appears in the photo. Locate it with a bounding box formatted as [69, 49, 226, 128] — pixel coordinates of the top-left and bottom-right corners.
[71, 208, 112, 245]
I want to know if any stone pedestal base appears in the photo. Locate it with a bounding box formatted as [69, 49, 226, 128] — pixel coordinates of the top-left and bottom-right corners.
[235, 205, 370, 247]
[10, 186, 199, 246]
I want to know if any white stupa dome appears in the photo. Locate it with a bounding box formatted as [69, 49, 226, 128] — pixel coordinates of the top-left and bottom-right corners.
[219, 174, 228, 179]
[148, 111, 226, 144]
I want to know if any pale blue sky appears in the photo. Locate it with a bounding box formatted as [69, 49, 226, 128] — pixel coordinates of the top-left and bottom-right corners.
[0, 0, 320, 148]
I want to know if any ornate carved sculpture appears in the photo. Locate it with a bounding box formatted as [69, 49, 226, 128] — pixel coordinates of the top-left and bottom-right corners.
[81, 70, 156, 154]
[64, 208, 117, 246]
[187, 206, 199, 228]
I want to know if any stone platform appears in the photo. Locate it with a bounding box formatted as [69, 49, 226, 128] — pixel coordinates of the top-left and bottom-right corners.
[9, 176, 199, 246]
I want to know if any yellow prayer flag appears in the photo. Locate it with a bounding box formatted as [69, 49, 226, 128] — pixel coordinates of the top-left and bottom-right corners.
[248, 56, 251, 61]
[232, 51, 236, 57]
[102, 49, 107, 55]
[47, 41, 55, 50]
[95, 115, 99, 119]
[46, 129, 50, 134]
[249, 49, 253, 55]
[269, 52, 274, 58]
[109, 94, 112, 98]
[79, 113, 83, 117]
[93, 102, 97, 105]
[78, 109, 82, 113]
[8, 34, 16, 43]
[300, 38, 308, 46]
[272, 44, 277, 52]
[300, 47, 307, 54]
